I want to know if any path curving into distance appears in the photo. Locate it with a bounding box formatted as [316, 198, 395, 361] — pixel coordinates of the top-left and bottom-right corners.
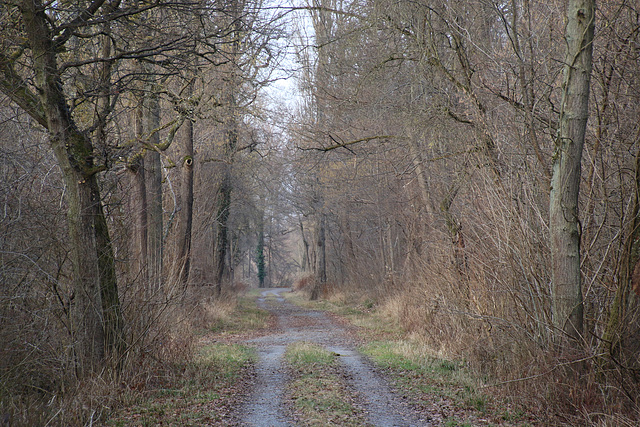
[237, 288, 431, 426]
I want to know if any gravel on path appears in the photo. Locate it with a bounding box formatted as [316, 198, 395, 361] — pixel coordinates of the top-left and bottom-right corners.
[237, 288, 432, 427]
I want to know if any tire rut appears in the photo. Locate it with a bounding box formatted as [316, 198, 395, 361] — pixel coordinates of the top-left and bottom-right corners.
[237, 288, 431, 426]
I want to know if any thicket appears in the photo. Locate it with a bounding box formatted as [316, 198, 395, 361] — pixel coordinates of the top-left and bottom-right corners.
[291, 1, 640, 424]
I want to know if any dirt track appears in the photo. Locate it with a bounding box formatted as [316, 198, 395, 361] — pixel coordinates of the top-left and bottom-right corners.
[237, 288, 431, 426]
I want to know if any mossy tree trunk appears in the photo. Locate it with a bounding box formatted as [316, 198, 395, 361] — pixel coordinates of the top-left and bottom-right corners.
[14, 0, 124, 375]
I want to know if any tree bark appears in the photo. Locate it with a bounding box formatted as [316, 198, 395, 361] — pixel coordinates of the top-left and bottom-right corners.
[144, 84, 164, 291]
[128, 97, 149, 287]
[128, 155, 149, 286]
[17, 0, 124, 374]
[549, 0, 595, 343]
[213, 129, 235, 295]
[257, 215, 266, 288]
[310, 213, 326, 301]
[299, 218, 311, 272]
[172, 118, 194, 285]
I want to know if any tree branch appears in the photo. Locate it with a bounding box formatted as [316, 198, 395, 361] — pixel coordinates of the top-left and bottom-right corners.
[0, 53, 47, 128]
[298, 135, 395, 152]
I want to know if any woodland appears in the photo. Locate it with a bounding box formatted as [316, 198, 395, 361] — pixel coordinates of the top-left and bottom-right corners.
[1, 0, 639, 424]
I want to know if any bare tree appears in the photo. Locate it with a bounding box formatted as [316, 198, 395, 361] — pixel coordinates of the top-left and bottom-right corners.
[549, 0, 595, 343]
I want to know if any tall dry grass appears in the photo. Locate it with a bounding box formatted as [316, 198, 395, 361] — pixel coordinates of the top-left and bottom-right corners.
[0, 276, 241, 426]
[316, 173, 640, 424]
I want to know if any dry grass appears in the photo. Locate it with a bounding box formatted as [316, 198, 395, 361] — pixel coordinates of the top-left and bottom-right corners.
[0, 282, 251, 426]
[302, 235, 640, 425]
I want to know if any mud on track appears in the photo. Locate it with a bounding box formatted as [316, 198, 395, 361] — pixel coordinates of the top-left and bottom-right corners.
[237, 288, 432, 427]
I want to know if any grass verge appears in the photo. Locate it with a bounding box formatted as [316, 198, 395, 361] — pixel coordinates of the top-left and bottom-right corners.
[105, 343, 256, 426]
[284, 292, 402, 340]
[209, 292, 271, 335]
[104, 293, 271, 426]
[284, 342, 369, 426]
[288, 290, 531, 426]
[361, 340, 531, 426]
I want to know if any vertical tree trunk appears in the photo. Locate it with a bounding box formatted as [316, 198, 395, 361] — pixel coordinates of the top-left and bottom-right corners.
[310, 213, 326, 301]
[549, 0, 595, 343]
[257, 215, 266, 288]
[299, 218, 311, 272]
[213, 130, 235, 295]
[145, 85, 164, 291]
[19, 0, 124, 374]
[172, 117, 194, 285]
[340, 214, 356, 280]
[95, 18, 125, 357]
[212, 0, 242, 295]
[128, 156, 149, 286]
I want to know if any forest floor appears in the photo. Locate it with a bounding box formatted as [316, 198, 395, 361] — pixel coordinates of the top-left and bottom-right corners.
[105, 288, 534, 426]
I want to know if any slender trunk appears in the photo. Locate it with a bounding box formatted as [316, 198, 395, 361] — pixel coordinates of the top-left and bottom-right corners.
[145, 85, 163, 291]
[95, 18, 124, 357]
[299, 218, 311, 272]
[549, 0, 595, 343]
[212, 0, 241, 294]
[257, 215, 266, 288]
[213, 120, 235, 293]
[213, 176, 231, 294]
[310, 213, 326, 301]
[128, 156, 148, 285]
[341, 214, 356, 279]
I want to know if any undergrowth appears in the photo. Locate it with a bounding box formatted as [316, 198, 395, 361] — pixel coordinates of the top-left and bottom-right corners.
[105, 343, 256, 426]
[361, 340, 530, 426]
[103, 290, 269, 426]
[288, 286, 533, 426]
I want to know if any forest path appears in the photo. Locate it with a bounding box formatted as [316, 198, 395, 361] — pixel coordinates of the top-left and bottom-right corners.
[237, 288, 431, 426]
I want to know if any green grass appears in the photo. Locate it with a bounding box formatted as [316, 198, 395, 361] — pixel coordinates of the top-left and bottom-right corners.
[360, 340, 512, 425]
[362, 340, 479, 400]
[285, 341, 336, 370]
[287, 290, 531, 425]
[285, 292, 403, 339]
[285, 342, 368, 426]
[209, 296, 271, 334]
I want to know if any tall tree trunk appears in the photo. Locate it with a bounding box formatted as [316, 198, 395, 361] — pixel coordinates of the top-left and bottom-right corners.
[128, 156, 149, 286]
[145, 84, 164, 291]
[310, 212, 326, 301]
[257, 214, 266, 288]
[172, 117, 194, 285]
[95, 18, 125, 357]
[213, 129, 235, 295]
[18, 0, 124, 374]
[128, 97, 149, 287]
[212, 0, 241, 295]
[299, 218, 311, 272]
[549, 0, 595, 343]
